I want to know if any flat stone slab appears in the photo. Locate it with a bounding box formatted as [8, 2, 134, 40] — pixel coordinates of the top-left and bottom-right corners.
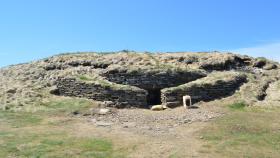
[95, 121, 113, 127]
[122, 122, 137, 128]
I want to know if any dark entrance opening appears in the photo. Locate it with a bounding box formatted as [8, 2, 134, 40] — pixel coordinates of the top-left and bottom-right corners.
[147, 89, 162, 105]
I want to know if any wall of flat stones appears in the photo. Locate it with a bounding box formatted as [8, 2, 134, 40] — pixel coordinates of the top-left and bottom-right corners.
[161, 74, 247, 107]
[101, 69, 206, 90]
[198, 55, 250, 71]
[56, 78, 147, 108]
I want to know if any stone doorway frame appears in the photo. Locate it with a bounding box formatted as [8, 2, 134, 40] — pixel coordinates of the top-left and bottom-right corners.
[183, 95, 192, 109]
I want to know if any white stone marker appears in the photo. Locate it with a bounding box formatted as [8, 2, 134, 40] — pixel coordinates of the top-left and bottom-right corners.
[183, 95, 192, 109]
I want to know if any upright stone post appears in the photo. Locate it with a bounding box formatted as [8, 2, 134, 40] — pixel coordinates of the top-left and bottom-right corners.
[183, 95, 192, 109]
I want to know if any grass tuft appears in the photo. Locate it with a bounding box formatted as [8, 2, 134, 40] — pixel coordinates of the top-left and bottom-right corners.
[0, 111, 42, 127]
[79, 75, 94, 81]
[228, 102, 247, 111]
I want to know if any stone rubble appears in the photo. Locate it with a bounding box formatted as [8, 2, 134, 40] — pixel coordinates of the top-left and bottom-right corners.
[86, 106, 222, 136]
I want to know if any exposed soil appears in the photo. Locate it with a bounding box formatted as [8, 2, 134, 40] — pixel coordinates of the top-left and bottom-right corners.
[63, 104, 222, 157]
[85, 105, 222, 137]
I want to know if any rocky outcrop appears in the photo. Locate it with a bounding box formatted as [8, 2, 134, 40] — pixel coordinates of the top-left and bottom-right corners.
[161, 72, 247, 107]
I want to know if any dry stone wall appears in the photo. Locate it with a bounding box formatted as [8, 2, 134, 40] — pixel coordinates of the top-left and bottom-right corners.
[56, 78, 147, 108]
[161, 72, 247, 107]
[101, 68, 206, 90]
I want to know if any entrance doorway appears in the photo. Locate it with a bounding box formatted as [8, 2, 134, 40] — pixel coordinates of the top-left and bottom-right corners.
[147, 89, 161, 106]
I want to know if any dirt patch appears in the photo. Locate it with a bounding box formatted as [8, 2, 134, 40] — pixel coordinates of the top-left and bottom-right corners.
[69, 114, 217, 158]
[85, 105, 222, 137]
[63, 104, 223, 157]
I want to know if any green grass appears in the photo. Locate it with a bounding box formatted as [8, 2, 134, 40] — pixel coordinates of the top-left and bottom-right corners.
[42, 98, 95, 115]
[0, 111, 42, 127]
[168, 152, 181, 158]
[78, 75, 95, 81]
[0, 105, 126, 158]
[228, 102, 247, 111]
[199, 106, 280, 158]
[0, 97, 128, 157]
[0, 129, 119, 158]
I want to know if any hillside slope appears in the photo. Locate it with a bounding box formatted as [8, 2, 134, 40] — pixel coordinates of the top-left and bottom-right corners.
[0, 51, 279, 111]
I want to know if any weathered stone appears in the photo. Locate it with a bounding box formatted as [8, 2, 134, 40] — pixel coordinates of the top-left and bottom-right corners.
[151, 105, 167, 111]
[44, 64, 57, 71]
[263, 63, 277, 70]
[90, 108, 111, 115]
[122, 122, 136, 128]
[101, 68, 207, 90]
[98, 108, 110, 115]
[164, 101, 180, 108]
[161, 72, 247, 107]
[253, 58, 267, 68]
[6, 88, 17, 94]
[56, 78, 148, 108]
[95, 121, 113, 127]
[49, 86, 60, 95]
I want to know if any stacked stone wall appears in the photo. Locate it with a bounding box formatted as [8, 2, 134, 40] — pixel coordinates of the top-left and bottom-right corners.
[161, 72, 247, 107]
[56, 78, 147, 108]
[101, 69, 206, 90]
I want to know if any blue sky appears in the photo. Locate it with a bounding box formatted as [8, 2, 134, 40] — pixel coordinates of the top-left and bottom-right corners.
[0, 0, 280, 67]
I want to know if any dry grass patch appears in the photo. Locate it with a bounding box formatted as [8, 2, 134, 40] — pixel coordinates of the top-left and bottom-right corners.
[199, 104, 280, 158]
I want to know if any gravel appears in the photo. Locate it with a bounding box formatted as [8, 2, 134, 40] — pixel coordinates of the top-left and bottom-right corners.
[87, 105, 222, 136]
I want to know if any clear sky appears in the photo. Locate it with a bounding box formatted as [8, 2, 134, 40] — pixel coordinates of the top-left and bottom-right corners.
[0, 0, 280, 67]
